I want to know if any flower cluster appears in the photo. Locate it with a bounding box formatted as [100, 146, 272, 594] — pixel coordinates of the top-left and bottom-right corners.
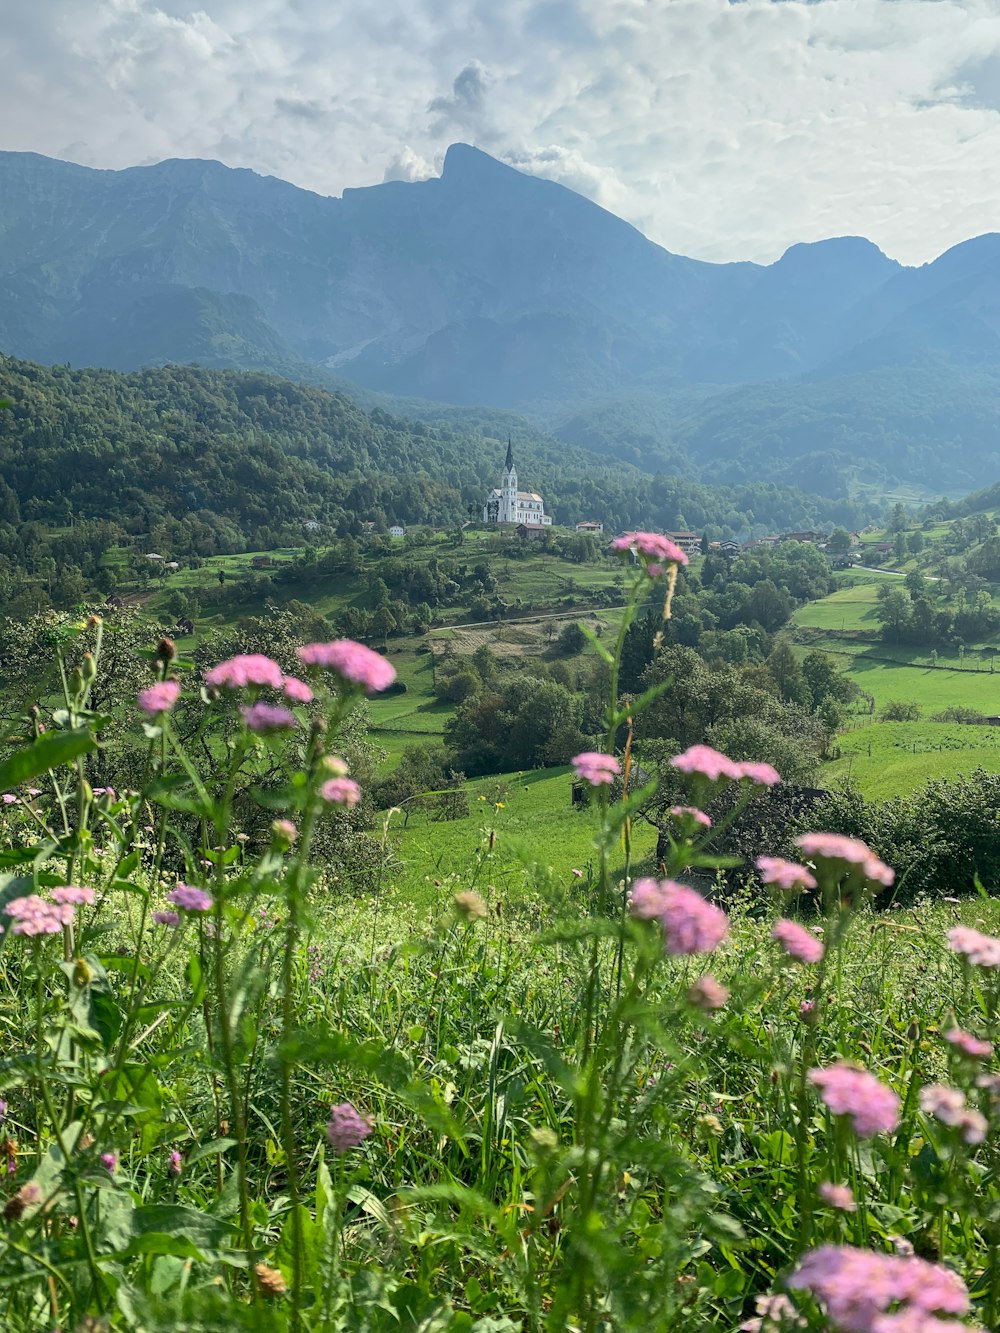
[795, 833, 894, 888]
[240, 702, 298, 733]
[610, 530, 690, 570]
[670, 805, 712, 829]
[297, 639, 397, 694]
[788, 1244, 973, 1333]
[167, 884, 213, 913]
[629, 879, 729, 955]
[326, 1101, 373, 1153]
[772, 918, 824, 964]
[3, 893, 75, 936]
[943, 1028, 992, 1060]
[670, 744, 779, 787]
[571, 752, 620, 786]
[809, 1063, 901, 1137]
[919, 1084, 988, 1145]
[756, 857, 817, 892]
[205, 655, 284, 690]
[947, 925, 1000, 969]
[138, 680, 181, 717]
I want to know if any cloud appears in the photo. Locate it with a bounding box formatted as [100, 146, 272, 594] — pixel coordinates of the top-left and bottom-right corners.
[2, 0, 1000, 264]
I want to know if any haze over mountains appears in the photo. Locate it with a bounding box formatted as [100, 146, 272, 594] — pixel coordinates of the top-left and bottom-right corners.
[2, 143, 999, 498]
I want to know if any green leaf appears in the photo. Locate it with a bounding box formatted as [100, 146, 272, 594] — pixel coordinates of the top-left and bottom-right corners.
[0, 728, 97, 792]
[184, 1138, 237, 1168]
[579, 620, 613, 665]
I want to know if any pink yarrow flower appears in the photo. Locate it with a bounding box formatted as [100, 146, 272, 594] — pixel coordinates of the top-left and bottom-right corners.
[571, 752, 621, 786]
[320, 777, 362, 808]
[167, 884, 213, 913]
[670, 744, 741, 782]
[204, 654, 284, 690]
[4, 894, 73, 936]
[240, 702, 298, 733]
[281, 675, 314, 703]
[795, 832, 895, 887]
[611, 531, 689, 567]
[734, 760, 780, 787]
[943, 1028, 992, 1060]
[773, 918, 825, 964]
[947, 924, 1000, 969]
[670, 805, 712, 828]
[809, 1062, 901, 1137]
[789, 1245, 972, 1332]
[51, 885, 95, 906]
[687, 974, 730, 1011]
[297, 639, 396, 694]
[757, 856, 818, 892]
[919, 1084, 989, 1145]
[327, 1101, 373, 1153]
[138, 680, 181, 716]
[818, 1182, 856, 1212]
[153, 910, 180, 928]
[629, 878, 729, 955]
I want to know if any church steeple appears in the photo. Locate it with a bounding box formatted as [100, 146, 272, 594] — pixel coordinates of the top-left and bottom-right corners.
[504, 436, 514, 472]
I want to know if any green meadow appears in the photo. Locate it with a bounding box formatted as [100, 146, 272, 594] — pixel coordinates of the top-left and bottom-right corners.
[823, 719, 1000, 798]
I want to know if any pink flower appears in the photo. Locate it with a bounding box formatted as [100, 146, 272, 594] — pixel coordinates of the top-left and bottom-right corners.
[947, 924, 1000, 969]
[168, 1150, 183, 1176]
[818, 1182, 856, 1212]
[687, 974, 730, 1011]
[4, 895, 72, 936]
[943, 1028, 992, 1060]
[772, 918, 824, 964]
[611, 531, 689, 567]
[92, 787, 117, 800]
[1, 793, 17, 805]
[326, 1101, 372, 1153]
[795, 832, 895, 887]
[809, 1063, 901, 1137]
[240, 702, 298, 733]
[204, 655, 284, 690]
[281, 675, 314, 703]
[670, 806, 712, 828]
[296, 640, 396, 694]
[629, 878, 729, 955]
[320, 777, 362, 808]
[571, 752, 621, 786]
[51, 885, 95, 906]
[734, 761, 781, 786]
[101, 1152, 117, 1176]
[757, 857, 818, 892]
[669, 744, 741, 782]
[167, 884, 213, 913]
[919, 1084, 987, 1143]
[153, 911, 180, 928]
[789, 1245, 971, 1331]
[739, 1293, 806, 1333]
[138, 680, 181, 716]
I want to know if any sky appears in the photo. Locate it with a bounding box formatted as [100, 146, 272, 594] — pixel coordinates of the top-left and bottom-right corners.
[3, 0, 1000, 265]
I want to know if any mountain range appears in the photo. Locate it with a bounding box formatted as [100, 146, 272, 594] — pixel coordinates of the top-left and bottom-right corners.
[2, 143, 1000, 497]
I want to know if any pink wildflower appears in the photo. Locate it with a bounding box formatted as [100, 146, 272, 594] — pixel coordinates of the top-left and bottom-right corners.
[947, 924, 1000, 969]
[687, 974, 730, 1011]
[800, 999, 817, 1021]
[92, 787, 117, 800]
[919, 1084, 988, 1144]
[772, 918, 825, 964]
[51, 886, 95, 906]
[757, 857, 818, 892]
[167, 884, 213, 913]
[669, 744, 741, 782]
[240, 702, 298, 733]
[943, 1028, 992, 1060]
[610, 531, 689, 566]
[320, 777, 362, 808]
[795, 832, 895, 887]
[810, 1063, 901, 1137]
[571, 752, 621, 786]
[326, 1101, 372, 1153]
[788, 1244, 971, 1332]
[296, 639, 396, 694]
[1, 794, 17, 805]
[4, 895, 71, 936]
[168, 1150, 183, 1176]
[629, 878, 728, 955]
[153, 911, 180, 928]
[734, 760, 780, 787]
[739, 1293, 806, 1332]
[138, 680, 180, 717]
[818, 1182, 856, 1212]
[281, 675, 314, 703]
[204, 654, 283, 690]
[101, 1152, 117, 1176]
[272, 819, 298, 845]
[670, 806, 712, 828]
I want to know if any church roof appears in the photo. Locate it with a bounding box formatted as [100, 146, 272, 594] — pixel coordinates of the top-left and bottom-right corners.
[505, 437, 514, 471]
[518, 491, 542, 501]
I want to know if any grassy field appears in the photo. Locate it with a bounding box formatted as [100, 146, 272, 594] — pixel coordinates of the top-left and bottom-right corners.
[823, 719, 1000, 798]
[386, 766, 658, 909]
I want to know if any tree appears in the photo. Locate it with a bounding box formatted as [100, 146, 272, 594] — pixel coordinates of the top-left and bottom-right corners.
[874, 587, 911, 639]
[826, 528, 852, 556]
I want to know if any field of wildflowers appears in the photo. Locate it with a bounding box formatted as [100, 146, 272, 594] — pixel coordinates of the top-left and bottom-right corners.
[0, 533, 997, 1332]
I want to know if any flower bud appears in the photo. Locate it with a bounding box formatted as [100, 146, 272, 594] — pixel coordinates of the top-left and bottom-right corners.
[80, 652, 97, 684]
[156, 637, 177, 666]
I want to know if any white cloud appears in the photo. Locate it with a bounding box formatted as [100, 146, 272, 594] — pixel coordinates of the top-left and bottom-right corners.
[1, 0, 1000, 263]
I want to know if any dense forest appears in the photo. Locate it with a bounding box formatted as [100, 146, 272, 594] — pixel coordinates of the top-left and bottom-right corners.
[0, 357, 876, 556]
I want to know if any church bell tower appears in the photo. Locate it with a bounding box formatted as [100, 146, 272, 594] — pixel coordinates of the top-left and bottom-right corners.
[500, 437, 517, 524]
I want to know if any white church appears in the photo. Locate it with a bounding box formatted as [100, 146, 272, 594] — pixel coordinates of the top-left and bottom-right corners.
[482, 440, 553, 527]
